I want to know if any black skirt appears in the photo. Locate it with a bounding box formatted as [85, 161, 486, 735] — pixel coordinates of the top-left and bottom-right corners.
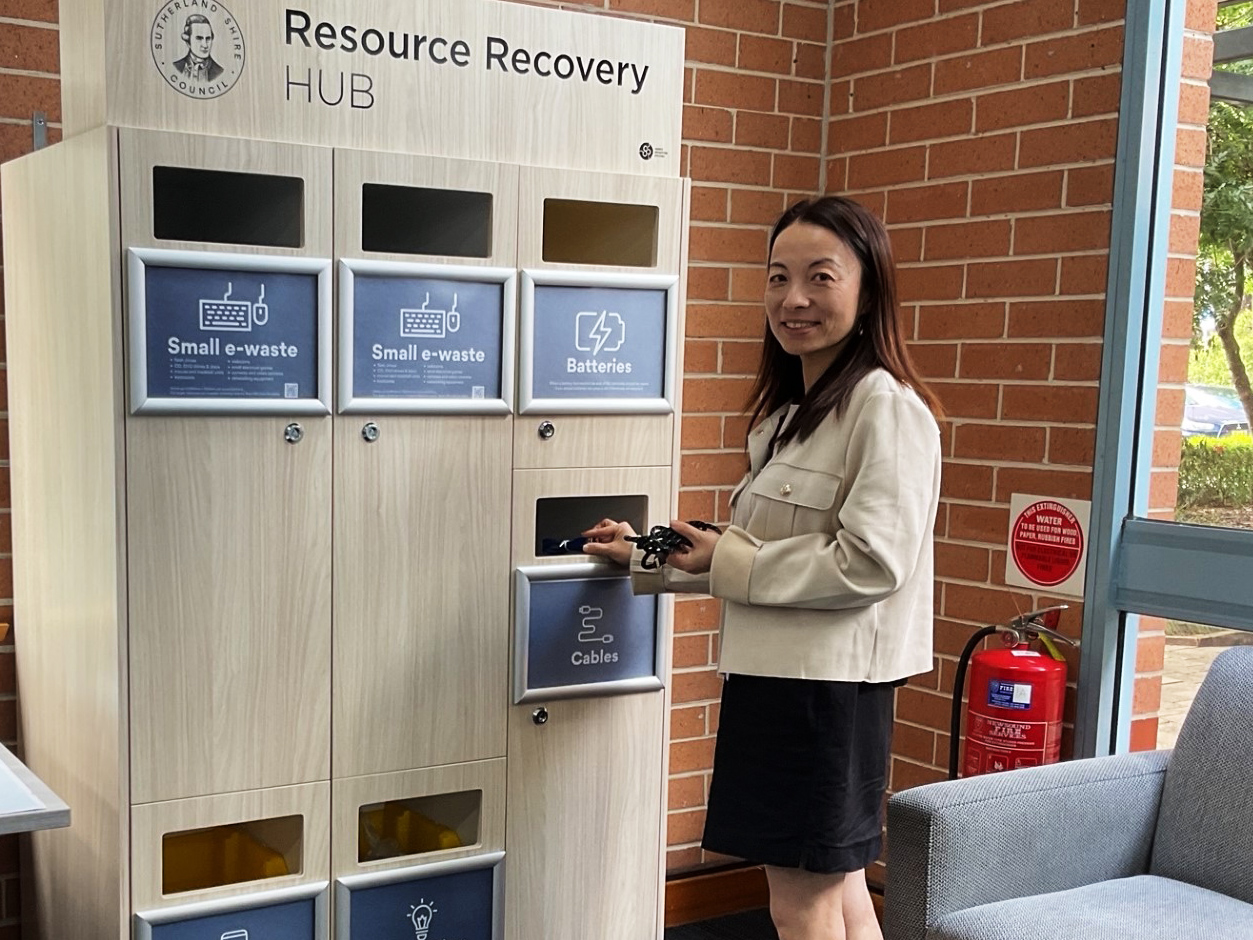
[701, 673, 897, 874]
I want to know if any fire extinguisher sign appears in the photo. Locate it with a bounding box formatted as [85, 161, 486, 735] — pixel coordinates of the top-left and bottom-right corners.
[1005, 494, 1091, 597]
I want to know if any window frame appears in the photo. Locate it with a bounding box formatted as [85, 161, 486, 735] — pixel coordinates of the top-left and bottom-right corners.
[1073, 0, 1253, 757]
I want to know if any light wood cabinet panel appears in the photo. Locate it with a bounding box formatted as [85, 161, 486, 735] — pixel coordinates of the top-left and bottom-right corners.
[504, 467, 671, 939]
[504, 694, 665, 940]
[333, 416, 512, 777]
[513, 413, 672, 470]
[3, 126, 131, 940]
[127, 417, 333, 802]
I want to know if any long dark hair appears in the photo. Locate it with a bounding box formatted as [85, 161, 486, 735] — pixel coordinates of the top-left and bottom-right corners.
[745, 196, 943, 449]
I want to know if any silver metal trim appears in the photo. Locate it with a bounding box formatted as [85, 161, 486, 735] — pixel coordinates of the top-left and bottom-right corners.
[337, 259, 517, 415]
[513, 563, 665, 705]
[517, 269, 679, 415]
[133, 882, 329, 938]
[334, 852, 505, 939]
[516, 675, 666, 705]
[0, 743, 69, 834]
[127, 248, 333, 416]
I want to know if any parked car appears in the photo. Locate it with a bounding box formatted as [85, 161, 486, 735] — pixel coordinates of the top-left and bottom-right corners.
[1183, 383, 1251, 437]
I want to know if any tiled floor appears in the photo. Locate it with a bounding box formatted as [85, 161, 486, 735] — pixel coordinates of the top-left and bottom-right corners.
[1157, 643, 1227, 749]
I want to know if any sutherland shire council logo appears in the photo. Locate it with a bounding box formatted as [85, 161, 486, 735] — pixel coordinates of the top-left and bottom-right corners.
[150, 1, 245, 100]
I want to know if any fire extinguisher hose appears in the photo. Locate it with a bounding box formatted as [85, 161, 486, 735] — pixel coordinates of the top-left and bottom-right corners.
[948, 625, 1000, 780]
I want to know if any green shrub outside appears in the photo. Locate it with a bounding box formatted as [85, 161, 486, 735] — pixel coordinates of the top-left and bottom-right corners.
[1177, 432, 1253, 508]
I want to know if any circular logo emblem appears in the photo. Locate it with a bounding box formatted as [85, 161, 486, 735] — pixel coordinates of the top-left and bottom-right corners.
[639, 142, 654, 161]
[150, 1, 245, 100]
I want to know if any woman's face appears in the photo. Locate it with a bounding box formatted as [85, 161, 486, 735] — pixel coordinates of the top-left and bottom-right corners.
[765, 221, 864, 389]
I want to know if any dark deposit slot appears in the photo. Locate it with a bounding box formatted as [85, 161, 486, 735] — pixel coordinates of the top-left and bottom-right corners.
[361, 184, 493, 257]
[541, 199, 658, 267]
[153, 166, 304, 248]
[535, 495, 648, 556]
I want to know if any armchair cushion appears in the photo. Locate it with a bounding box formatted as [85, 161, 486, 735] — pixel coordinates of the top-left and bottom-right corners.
[883, 751, 1169, 940]
[929, 875, 1253, 940]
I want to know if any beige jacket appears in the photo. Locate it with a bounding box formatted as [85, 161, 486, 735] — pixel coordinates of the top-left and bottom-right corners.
[634, 369, 941, 683]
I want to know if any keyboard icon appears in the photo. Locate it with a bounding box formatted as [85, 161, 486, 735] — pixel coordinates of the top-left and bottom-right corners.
[400, 292, 461, 339]
[199, 283, 268, 332]
[200, 299, 253, 331]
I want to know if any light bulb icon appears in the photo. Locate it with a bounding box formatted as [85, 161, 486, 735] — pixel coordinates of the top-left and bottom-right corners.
[408, 899, 436, 940]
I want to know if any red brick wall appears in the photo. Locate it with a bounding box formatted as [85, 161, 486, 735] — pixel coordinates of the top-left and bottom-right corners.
[0, 0, 61, 931]
[821, 0, 1127, 814]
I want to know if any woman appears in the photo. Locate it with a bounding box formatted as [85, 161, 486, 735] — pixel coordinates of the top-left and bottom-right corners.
[583, 196, 943, 940]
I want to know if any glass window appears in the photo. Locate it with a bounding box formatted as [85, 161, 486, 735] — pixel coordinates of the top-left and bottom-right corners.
[1162, 4, 1253, 536]
[1084, 2, 1253, 758]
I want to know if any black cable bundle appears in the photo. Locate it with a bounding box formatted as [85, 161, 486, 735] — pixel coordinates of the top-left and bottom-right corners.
[626, 521, 722, 569]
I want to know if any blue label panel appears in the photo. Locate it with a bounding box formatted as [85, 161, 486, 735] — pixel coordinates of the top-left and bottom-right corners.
[348, 865, 495, 940]
[531, 285, 666, 400]
[145, 266, 319, 400]
[987, 679, 1032, 710]
[352, 276, 504, 400]
[526, 577, 658, 692]
[148, 897, 315, 939]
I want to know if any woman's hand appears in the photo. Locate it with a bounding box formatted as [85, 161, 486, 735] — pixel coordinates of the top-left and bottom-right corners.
[665, 520, 720, 575]
[581, 518, 637, 567]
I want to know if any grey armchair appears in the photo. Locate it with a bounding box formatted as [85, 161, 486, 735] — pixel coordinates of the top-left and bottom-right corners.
[883, 644, 1253, 940]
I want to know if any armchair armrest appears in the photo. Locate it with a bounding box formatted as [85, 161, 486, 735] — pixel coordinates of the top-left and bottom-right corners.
[883, 750, 1170, 940]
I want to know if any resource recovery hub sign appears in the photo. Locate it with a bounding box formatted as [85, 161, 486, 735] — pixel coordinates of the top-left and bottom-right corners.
[112, 0, 685, 176]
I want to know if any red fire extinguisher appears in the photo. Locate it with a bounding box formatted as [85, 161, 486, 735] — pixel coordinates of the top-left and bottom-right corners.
[949, 606, 1076, 779]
